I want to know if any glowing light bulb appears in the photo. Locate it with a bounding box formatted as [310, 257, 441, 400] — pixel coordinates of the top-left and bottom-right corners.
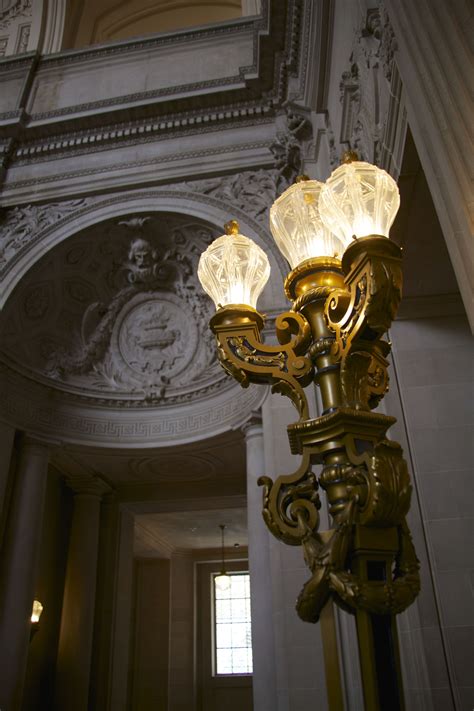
[269, 177, 347, 268]
[31, 600, 43, 623]
[198, 220, 270, 309]
[319, 160, 400, 242]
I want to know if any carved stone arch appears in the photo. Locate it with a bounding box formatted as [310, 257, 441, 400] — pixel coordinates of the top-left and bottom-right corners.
[42, 0, 67, 53]
[0, 188, 280, 447]
[0, 188, 289, 311]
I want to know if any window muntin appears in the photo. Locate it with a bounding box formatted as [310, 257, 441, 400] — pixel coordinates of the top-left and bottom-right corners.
[213, 572, 252, 675]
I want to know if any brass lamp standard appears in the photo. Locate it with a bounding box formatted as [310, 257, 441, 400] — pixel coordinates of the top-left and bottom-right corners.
[198, 154, 420, 711]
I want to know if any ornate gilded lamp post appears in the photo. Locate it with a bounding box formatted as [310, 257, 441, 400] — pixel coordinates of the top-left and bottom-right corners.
[197, 153, 420, 711]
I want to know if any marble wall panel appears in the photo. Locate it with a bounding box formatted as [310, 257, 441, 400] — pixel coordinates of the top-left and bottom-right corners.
[391, 314, 474, 710]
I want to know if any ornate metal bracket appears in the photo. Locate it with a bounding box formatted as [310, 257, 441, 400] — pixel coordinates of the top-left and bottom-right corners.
[324, 236, 403, 411]
[210, 306, 314, 419]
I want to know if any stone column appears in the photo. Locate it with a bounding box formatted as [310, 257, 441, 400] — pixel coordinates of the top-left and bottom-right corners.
[0, 435, 50, 711]
[108, 508, 135, 711]
[54, 475, 111, 711]
[169, 551, 195, 711]
[0, 420, 15, 530]
[243, 413, 278, 711]
[262, 392, 329, 710]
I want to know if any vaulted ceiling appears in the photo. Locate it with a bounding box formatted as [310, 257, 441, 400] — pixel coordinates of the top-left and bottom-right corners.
[62, 0, 246, 50]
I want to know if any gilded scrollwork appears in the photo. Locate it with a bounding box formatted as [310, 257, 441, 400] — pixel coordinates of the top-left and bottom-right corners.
[296, 498, 357, 623]
[340, 339, 390, 410]
[208, 230, 420, 627]
[354, 439, 412, 527]
[258, 451, 321, 546]
[228, 337, 287, 370]
[322, 237, 403, 412]
[295, 503, 419, 622]
[325, 239, 402, 360]
[328, 520, 420, 615]
[211, 308, 314, 419]
[257, 432, 419, 624]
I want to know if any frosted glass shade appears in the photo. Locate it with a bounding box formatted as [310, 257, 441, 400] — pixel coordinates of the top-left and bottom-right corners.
[198, 222, 270, 309]
[319, 161, 400, 242]
[269, 179, 347, 268]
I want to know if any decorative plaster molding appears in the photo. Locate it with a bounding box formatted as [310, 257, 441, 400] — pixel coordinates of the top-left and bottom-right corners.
[0, 198, 95, 271]
[337, 4, 400, 167]
[0, 0, 32, 31]
[0, 174, 290, 303]
[4, 140, 273, 194]
[15, 106, 273, 163]
[8, 215, 225, 407]
[41, 14, 261, 66]
[0, 0, 309, 178]
[15, 22, 29, 53]
[0, 361, 269, 447]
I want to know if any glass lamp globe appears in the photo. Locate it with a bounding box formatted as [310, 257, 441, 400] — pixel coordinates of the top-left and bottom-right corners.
[269, 177, 347, 269]
[198, 220, 270, 309]
[215, 573, 231, 592]
[319, 157, 400, 242]
[31, 600, 43, 623]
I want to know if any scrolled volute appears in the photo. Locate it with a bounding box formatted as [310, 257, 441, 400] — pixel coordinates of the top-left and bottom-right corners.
[258, 451, 321, 546]
[323, 237, 402, 410]
[354, 439, 412, 527]
[325, 238, 402, 354]
[210, 306, 313, 419]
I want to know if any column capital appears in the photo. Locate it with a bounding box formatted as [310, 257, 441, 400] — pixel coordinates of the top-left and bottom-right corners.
[20, 434, 52, 456]
[65, 474, 112, 498]
[241, 410, 263, 436]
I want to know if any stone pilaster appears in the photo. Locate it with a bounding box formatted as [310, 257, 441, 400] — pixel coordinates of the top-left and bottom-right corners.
[0, 420, 15, 533]
[0, 435, 50, 711]
[243, 412, 278, 711]
[54, 474, 111, 711]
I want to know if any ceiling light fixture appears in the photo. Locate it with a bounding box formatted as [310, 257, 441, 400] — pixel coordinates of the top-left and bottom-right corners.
[215, 524, 231, 592]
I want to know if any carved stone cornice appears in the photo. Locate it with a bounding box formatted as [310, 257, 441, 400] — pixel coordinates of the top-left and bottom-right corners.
[0, 358, 268, 447]
[0, 0, 305, 161]
[14, 107, 274, 165]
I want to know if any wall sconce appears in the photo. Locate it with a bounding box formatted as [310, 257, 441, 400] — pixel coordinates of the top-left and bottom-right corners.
[198, 153, 419, 710]
[30, 599, 43, 641]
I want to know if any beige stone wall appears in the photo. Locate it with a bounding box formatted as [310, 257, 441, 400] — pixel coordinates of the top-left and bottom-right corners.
[390, 314, 474, 710]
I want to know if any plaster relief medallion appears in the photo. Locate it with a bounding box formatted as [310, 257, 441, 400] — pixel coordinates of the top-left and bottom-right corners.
[130, 453, 216, 482]
[23, 283, 50, 320]
[64, 278, 97, 305]
[114, 293, 197, 385]
[0, 211, 230, 408]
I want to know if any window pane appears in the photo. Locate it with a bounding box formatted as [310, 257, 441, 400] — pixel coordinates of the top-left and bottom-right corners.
[213, 572, 252, 675]
[216, 648, 232, 674]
